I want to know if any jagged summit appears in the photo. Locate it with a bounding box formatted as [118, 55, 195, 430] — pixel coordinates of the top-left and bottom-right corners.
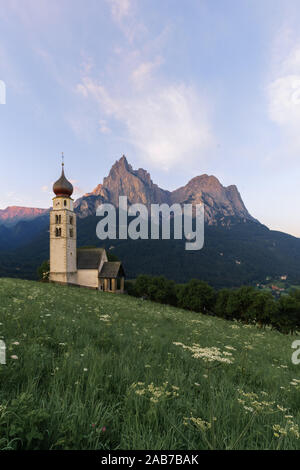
[74, 156, 256, 225]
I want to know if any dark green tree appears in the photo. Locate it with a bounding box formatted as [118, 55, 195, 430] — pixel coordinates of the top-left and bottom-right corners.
[274, 295, 300, 334]
[226, 286, 255, 322]
[215, 289, 232, 319]
[37, 260, 50, 281]
[147, 276, 177, 306]
[246, 291, 277, 326]
[177, 279, 216, 313]
[134, 274, 152, 298]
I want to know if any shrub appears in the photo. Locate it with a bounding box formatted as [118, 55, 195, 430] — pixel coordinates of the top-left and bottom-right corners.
[133, 275, 177, 306]
[177, 279, 216, 313]
[134, 274, 153, 298]
[215, 289, 232, 319]
[226, 286, 255, 322]
[127, 275, 300, 334]
[124, 280, 136, 296]
[273, 295, 300, 334]
[246, 291, 277, 326]
[37, 260, 50, 281]
[147, 276, 177, 306]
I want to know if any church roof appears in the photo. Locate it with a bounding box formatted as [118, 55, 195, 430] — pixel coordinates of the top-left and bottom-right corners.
[53, 162, 73, 197]
[99, 261, 125, 278]
[77, 248, 105, 270]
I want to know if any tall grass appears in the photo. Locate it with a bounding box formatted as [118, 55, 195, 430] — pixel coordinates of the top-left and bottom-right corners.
[0, 278, 299, 450]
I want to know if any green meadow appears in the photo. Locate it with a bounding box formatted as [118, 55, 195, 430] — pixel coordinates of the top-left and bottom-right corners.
[0, 277, 299, 450]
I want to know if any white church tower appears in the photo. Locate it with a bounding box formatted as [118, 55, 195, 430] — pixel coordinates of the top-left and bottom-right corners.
[49, 155, 77, 285]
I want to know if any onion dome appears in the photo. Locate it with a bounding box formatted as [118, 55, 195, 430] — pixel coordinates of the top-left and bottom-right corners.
[53, 158, 73, 197]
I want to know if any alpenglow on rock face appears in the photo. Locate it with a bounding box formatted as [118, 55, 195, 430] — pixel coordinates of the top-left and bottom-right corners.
[74, 156, 256, 226]
[0, 206, 49, 227]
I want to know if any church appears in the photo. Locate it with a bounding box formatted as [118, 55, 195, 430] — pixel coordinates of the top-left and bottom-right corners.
[49, 161, 125, 293]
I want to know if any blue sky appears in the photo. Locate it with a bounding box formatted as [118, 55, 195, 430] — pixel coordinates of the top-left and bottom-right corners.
[0, 0, 300, 235]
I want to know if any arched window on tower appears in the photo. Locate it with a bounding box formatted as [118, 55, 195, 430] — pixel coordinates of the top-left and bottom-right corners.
[55, 227, 62, 237]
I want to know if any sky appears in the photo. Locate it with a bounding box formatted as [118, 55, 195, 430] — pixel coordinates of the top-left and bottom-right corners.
[0, 0, 300, 236]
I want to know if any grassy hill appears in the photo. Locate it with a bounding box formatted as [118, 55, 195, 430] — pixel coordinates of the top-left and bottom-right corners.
[0, 278, 299, 450]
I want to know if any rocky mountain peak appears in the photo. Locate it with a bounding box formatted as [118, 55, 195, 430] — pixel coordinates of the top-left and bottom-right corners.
[1, 157, 257, 227]
[74, 156, 256, 225]
[108, 155, 131, 175]
[80, 156, 170, 210]
[104, 155, 153, 188]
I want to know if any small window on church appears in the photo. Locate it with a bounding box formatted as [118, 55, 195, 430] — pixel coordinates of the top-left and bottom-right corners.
[64, 200, 67, 207]
[70, 229, 73, 238]
[55, 227, 61, 237]
[70, 216, 73, 225]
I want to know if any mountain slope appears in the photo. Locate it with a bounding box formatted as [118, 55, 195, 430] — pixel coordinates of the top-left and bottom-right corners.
[0, 156, 300, 287]
[0, 156, 256, 227]
[74, 156, 256, 225]
[0, 206, 49, 227]
[1, 214, 300, 288]
[170, 175, 256, 225]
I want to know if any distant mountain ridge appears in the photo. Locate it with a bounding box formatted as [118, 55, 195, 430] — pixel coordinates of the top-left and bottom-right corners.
[0, 156, 257, 227]
[1, 156, 300, 287]
[0, 206, 49, 227]
[74, 156, 257, 226]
